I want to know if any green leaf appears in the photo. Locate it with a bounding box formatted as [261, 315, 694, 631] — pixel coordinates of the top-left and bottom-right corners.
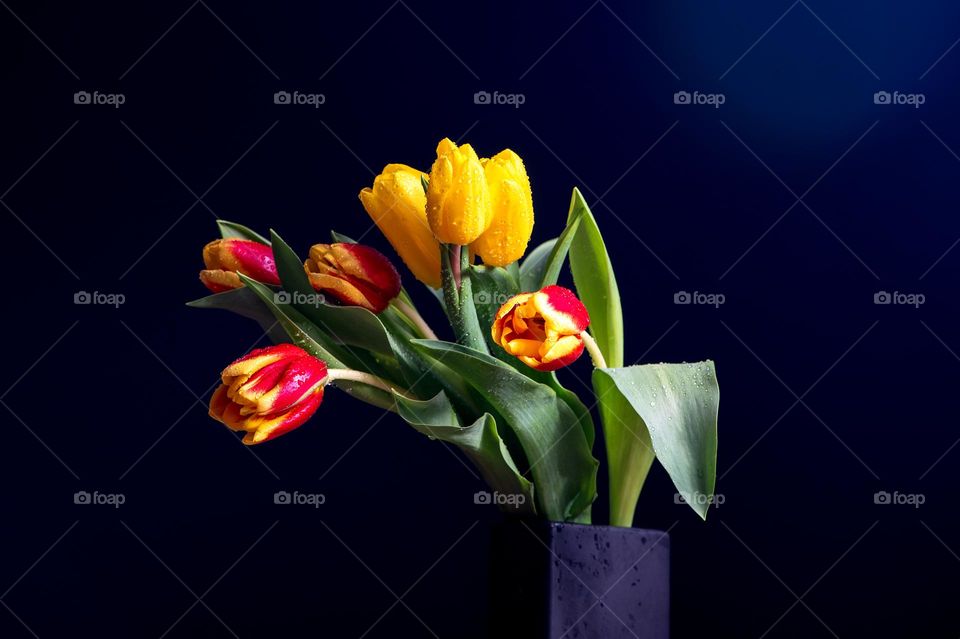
[330, 230, 357, 244]
[468, 262, 596, 451]
[395, 391, 535, 514]
[567, 188, 624, 367]
[594, 361, 719, 522]
[538, 208, 583, 288]
[239, 274, 397, 412]
[519, 238, 557, 291]
[186, 286, 286, 344]
[420, 175, 429, 194]
[270, 229, 447, 400]
[217, 220, 270, 244]
[270, 229, 393, 355]
[466, 264, 520, 346]
[412, 339, 598, 522]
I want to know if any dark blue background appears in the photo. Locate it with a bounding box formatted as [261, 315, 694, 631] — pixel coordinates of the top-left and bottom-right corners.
[2, 1, 959, 636]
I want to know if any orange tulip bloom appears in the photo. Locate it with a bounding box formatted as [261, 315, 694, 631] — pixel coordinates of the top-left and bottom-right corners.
[491, 285, 590, 372]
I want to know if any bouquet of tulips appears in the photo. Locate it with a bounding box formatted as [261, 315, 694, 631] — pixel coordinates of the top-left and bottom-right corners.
[189, 138, 719, 526]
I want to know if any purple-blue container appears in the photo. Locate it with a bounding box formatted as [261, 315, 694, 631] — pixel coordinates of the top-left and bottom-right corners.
[489, 519, 670, 638]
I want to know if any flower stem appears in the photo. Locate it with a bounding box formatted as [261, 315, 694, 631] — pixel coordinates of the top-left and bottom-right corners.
[325, 368, 417, 400]
[581, 331, 607, 369]
[390, 298, 438, 340]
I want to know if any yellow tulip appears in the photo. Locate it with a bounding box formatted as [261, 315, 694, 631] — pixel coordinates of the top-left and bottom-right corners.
[359, 164, 442, 289]
[426, 138, 492, 245]
[472, 149, 534, 266]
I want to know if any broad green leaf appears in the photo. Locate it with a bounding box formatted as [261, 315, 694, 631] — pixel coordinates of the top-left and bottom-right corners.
[412, 339, 598, 522]
[519, 238, 557, 292]
[594, 361, 719, 521]
[239, 275, 397, 412]
[593, 371, 655, 527]
[186, 286, 286, 343]
[469, 262, 595, 450]
[567, 188, 624, 368]
[217, 220, 270, 244]
[395, 391, 535, 514]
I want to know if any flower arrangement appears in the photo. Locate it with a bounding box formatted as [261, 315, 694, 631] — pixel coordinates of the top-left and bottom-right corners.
[189, 137, 719, 526]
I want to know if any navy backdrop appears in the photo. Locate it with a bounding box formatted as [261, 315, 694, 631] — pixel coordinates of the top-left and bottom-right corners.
[2, 1, 959, 637]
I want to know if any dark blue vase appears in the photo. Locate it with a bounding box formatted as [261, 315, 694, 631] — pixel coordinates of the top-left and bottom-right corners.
[489, 519, 670, 638]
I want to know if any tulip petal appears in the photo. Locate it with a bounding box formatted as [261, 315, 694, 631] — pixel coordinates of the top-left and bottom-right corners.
[305, 243, 400, 313]
[426, 138, 492, 245]
[491, 286, 590, 371]
[200, 238, 280, 293]
[360, 164, 441, 288]
[208, 344, 327, 444]
[472, 149, 534, 267]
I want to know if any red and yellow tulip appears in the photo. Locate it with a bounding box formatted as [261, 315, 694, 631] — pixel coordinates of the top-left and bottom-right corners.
[359, 164, 442, 289]
[200, 239, 280, 293]
[209, 344, 327, 445]
[304, 242, 401, 313]
[491, 285, 590, 372]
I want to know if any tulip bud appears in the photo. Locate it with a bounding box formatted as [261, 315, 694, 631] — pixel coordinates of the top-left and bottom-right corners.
[209, 344, 327, 445]
[359, 164, 442, 288]
[471, 149, 534, 267]
[200, 239, 280, 293]
[426, 138, 493, 245]
[491, 285, 590, 372]
[304, 242, 401, 313]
